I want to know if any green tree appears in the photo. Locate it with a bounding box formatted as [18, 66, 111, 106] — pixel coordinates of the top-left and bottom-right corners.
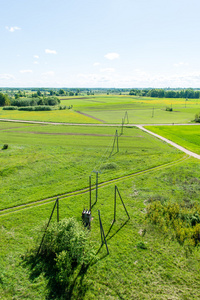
[59, 89, 65, 95]
[24, 218, 95, 298]
[0, 93, 10, 106]
[37, 90, 41, 96]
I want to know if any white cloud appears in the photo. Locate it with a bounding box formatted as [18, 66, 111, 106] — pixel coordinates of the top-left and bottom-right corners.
[104, 52, 119, 60]
[6, 26, 21, 32]
[100, 68, 115, 73]
[93, 62, 100, 66]
[0, 73, 15, 80]
[45, 49, 57, 54]
[20, 70, 33, 73]
[34, 55, 39, 59]
[174, 62, 189, 67]
[33, 61, 39, 65]
[42, 71, 55, 76]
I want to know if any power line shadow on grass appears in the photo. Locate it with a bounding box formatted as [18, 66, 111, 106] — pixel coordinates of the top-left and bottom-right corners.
[91, 200, 97, 210]
[106, 219, 129, 242]
[92, 218, 129, 264]
[93, 247, 109, 265]
[109, 150, 119, 158]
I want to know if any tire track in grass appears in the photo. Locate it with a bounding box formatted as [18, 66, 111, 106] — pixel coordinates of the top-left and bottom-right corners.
[0, 155, 190, 217]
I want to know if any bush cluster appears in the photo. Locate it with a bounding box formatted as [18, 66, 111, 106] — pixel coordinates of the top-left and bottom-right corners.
[165, 106, 173, 111]
[146, 200, 200, 247]
[18, 106, 52, 111]
[3, 106, 18, 110]
[194, 113, 200, 123]
[10, 96, 60, 107]
[24, 218, 95, 297]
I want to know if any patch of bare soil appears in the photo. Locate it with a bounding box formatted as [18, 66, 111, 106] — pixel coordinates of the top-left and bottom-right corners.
[6, 131, 116, 137]
[61, 97, 94, 100]
[75, 111, 105, 123]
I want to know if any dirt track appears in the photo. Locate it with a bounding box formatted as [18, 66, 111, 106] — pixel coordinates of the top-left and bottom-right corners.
[136, 125, 200, 160]
[1, 118, 200, 159]
[75, 111, 106, 123]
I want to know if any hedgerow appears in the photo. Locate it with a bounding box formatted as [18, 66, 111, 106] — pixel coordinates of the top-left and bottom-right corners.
[18, 106, 52, 111]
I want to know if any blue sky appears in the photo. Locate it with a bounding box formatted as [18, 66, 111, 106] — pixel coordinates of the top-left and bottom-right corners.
[1, 0, 200, 88]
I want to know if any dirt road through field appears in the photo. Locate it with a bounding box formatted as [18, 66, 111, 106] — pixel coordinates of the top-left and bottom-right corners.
[1, 118, 200, 159]
[136, 125, 200, 160]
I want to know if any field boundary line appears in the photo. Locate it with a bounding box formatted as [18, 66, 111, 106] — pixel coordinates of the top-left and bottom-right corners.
[0, 155, 189, 217]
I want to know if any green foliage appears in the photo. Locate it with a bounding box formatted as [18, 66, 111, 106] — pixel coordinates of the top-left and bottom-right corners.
[2, 106, 18, 110]
[24, 218, 95, 298]
[146, 200, 200, 246]
[18, 106, 52, 111]
[2, 144, 8, 150]
[10, 96, 60, 107]
[0, 92, 10, 106]
[100, 162, 118, 171]
[11, 98, 40, 107]
[136, 241, 147, 249]
[59, 105, 67, 110]
[194, 113, 200, 123]
[165, 106, 173, 111]
[59, 89, 65, 95]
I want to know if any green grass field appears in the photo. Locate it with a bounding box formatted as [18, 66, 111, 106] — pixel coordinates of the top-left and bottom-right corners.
[1, 94, 200, 124]
[145, 125, 200, 155]
[1, 119, 200, 299]
[0, 122, 182, 210]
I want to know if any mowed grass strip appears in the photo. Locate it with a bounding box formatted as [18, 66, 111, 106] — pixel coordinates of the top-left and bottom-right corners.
[145, 125, 200, 155]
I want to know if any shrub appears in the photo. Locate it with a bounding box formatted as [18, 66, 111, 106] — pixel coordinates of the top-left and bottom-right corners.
[0, 93, 10, 106]
[3, 106, 18, 110]
[146, 199, 200, 247]
[18, 106, 52, 111]
[18, 107, 35, 111]
[136, 241, 147, 249]
[166, 106, 173, 111]
[59, 105, 67, 110]
[34, 106, 52, 111]
[194, 113, 200, 123]
[100, 162, 118, 171]
[23, 218, 95, 297]
[2, 144, 8, 150]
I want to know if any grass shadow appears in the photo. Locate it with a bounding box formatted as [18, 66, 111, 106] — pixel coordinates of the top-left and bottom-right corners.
[21, 251, 91, 299]
[106, 219, 129, 242]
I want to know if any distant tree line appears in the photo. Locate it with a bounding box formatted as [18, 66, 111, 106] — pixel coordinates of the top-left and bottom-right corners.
[2, 88, 200, 106]
[11, 96, 60, 107]
[129, 88, 200, 98]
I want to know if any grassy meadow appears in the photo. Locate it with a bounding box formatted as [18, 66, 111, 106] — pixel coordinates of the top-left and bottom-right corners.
[0, 122, 182, 210]
[1, 145, 200, 298]
[1, 95, 200, 299]
[145, 125, 200, 155]
[1, 94, 200, 124]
